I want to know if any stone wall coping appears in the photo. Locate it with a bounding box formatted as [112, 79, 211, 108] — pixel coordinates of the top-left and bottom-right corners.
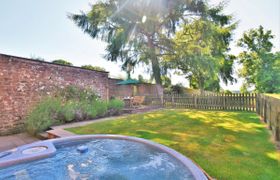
[0, 53, 109, 74]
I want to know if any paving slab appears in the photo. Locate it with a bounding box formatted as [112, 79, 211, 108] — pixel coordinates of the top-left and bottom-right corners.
[0, 133, 39, 152]
[46, 129, 75, 138]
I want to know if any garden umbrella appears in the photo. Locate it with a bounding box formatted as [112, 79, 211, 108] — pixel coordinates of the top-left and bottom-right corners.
[116, 79, 140, 85]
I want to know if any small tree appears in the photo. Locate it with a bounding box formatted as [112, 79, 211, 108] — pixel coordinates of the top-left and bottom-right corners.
[52, 59, 73, 66]
[81, 65, 106, 71]
[30, 55, 45, 61]
[237, 26, 280, 93]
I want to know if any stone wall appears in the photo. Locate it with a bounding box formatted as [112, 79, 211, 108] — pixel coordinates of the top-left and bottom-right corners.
[0, 54, 109, 135]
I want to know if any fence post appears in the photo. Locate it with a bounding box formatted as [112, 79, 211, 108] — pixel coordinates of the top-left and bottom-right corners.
[161, 95, 164, 108]
[268, 103, 272, 130]
[194, 95, 197, 108]
[264, 99, 267, 123]
[275, 112, 280, 141]
[256, 94, 258, 114]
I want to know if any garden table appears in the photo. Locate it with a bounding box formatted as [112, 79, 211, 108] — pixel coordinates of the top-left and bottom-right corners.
[123, 97, 133, 108]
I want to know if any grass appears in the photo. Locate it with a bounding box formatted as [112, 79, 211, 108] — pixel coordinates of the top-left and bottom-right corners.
[67, 109, 280, 180]
[266, 94, 280, 99]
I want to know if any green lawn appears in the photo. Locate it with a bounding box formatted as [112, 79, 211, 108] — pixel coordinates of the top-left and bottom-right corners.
[67, 109, 280, 180]
[266, 94, 280, 99]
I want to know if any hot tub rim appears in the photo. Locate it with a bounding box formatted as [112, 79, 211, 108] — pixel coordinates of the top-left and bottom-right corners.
[0, 134, 208, 180]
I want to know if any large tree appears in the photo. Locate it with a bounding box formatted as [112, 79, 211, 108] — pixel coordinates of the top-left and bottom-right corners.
[70, 0, 231, 87]
[165, 18, 236, 93]
[237, 26, 280, 93]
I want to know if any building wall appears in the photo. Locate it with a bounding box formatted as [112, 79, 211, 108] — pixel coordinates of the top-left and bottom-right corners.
[0, 54, 109, 135]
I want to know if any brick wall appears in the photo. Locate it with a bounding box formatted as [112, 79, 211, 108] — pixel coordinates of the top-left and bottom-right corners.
[0, 54, 109, 135]
[108, 78, 133, 97]
[108, 78, 163, 97]
[137, 84, 163, 96]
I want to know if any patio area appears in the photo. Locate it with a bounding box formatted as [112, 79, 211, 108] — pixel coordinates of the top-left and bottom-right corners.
[0, 133, 39, 152]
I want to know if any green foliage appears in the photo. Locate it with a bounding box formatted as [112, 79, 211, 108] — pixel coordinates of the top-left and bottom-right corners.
[238, 26, 273, 52]
[108, 99, 125, 111]
[26, 97, 62, 135]
[30, 55, 45, 61]
[52, 59, 73, 66]
[59, 101, 76, 122]
[240, 84, 249, 93]
[161, 76, 171, 88]
[138, 75, 149, 83]
[237, 26, 280, 93]
[166, 19, 235, 92]
[171, 84, 185, 94]
[107, 99, 125, 115]
[94, 100, 108, 117]
[70, 0, 232, 85]
[223, 90, 233, 94]
[26, 86, 124, 135]
[164, 84, 185, 94]
[81, 65, 106, 71]
[190, 75, 221, 92]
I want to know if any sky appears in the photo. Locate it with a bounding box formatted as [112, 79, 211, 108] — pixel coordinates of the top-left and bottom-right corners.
[0, 0, 279, 91]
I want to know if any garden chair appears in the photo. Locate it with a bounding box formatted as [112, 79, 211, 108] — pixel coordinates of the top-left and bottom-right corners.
[131, 96, 145, 108]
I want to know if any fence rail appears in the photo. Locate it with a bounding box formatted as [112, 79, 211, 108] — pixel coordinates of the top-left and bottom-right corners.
[145, 93, 257, 111]
[256, 94, 280, 141]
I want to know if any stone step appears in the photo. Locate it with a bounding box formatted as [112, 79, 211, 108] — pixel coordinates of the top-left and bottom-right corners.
[37, 132, 49, 140]
[46, 129, 75, 139]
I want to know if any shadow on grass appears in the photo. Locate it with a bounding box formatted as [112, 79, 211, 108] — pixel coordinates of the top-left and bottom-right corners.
[67, 109, 280, 180]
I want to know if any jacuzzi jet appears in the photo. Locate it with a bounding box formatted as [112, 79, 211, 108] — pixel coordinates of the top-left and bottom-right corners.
[77, 145, 88, 153]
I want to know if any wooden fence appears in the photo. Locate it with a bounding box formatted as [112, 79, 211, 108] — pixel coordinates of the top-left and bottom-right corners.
[145, 93, 257, 111]
[256, 94, 280, 141]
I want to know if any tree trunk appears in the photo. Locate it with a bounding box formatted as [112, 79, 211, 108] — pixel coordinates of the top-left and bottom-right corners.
[148, 36, 162, 85]
[199, 76, 204, 95]
[147, 36, 163, 105]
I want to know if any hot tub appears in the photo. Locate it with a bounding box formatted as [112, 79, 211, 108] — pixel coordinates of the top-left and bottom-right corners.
[0, 135, 207, 180]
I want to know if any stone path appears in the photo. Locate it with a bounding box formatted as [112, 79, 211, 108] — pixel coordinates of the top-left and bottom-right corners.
[0, 133, 39, 152]
[49, 107, 162, 138]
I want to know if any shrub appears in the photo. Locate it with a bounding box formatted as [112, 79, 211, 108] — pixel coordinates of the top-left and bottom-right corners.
[81, 65, 106, 72]
[59, 101, 76, 122]
[223, 90, 233, 94]
[52, 59, 73, 66]
[26, 97, 62, 135]
[79, 100, 99, 119]
[164, 84, 185, 94]
[107, 99, 124, 115]
[25, 86, 123, 135]
[170, 84, 185, 94]
[94, 100, 108, 117]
